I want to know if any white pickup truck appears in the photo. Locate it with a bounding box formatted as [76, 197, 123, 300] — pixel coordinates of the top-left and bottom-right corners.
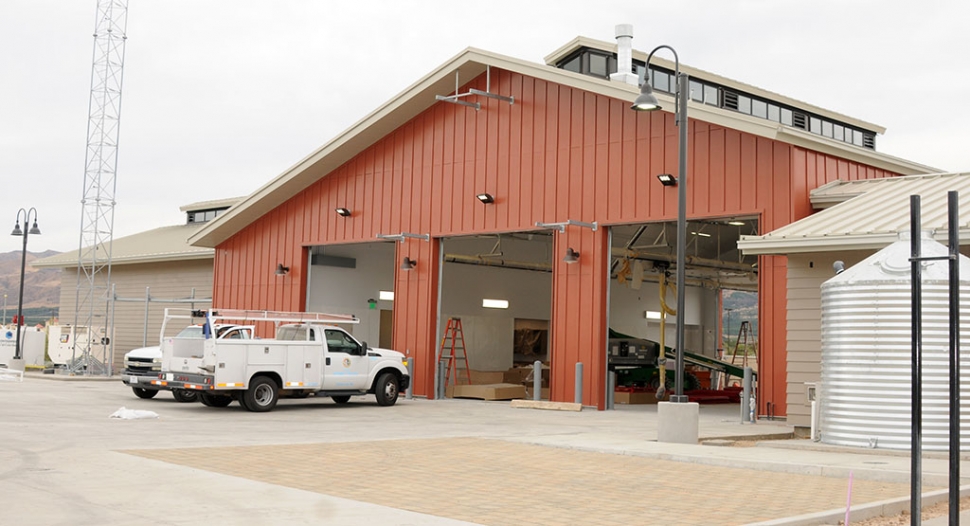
[153, 309, 410, 412]
[122, 324, 254, 402]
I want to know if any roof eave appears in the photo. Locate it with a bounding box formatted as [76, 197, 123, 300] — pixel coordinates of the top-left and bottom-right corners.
[737, 233, 904, 255]
[32, 250, 214, 269]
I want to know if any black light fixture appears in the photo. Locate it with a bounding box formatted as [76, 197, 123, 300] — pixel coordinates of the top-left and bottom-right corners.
[400, 256, 416, 271]
[657, 173, 677, 187]
[476, 193, 494, 204]
[563, 247, 580, 264]
[275, 263, 290, 276]
[335, 207, 351, 217]
[10, 207, 40, 363]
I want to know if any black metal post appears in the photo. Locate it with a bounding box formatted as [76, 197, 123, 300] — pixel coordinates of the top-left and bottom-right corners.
[14, 226, 28, 360]
[947, 190, 959, 526]
[910, 194, 922, 525]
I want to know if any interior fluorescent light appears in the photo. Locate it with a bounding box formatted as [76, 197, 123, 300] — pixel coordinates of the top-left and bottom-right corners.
[645, 310, 662, 320]
[379, 290, 394, 301]
[482, 299, 509, 309]
[690, 231, 711, 237]
[727, 221, 745, 226]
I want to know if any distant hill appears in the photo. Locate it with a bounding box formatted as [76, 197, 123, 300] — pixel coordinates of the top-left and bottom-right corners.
[723, 289, 757, 338]
[0, 250, 62, 317]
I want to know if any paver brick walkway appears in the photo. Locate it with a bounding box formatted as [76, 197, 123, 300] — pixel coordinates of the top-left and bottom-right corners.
[126, 437, 917, 525]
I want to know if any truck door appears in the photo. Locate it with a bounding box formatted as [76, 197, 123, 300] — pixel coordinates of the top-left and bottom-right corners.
[321, 329, 370, 390]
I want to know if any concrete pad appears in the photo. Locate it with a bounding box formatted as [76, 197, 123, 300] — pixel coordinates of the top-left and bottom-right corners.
[657, 401, 699, 444]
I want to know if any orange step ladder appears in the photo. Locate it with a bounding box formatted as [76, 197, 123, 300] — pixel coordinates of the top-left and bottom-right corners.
[440, 317, 471, 392]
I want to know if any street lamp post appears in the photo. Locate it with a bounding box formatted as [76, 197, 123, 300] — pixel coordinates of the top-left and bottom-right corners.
[631, 45, 690, 403]
[11, 208, 41, 362]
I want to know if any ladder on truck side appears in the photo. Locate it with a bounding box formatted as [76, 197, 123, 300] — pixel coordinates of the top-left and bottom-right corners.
[439, 317, 471, 393]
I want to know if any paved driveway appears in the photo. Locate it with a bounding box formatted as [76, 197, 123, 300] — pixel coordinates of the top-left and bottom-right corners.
[0, 376, 943, 525]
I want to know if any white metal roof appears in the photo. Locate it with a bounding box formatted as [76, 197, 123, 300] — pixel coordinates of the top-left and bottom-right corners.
[188, 42, 938, 249]
[32, 223, 213, 268]
[738, 172, 970, 255]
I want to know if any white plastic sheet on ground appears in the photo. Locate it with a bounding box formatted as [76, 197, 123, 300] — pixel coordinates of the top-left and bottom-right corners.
[0, 368, 24, 382]
[109, 407, 159, 420]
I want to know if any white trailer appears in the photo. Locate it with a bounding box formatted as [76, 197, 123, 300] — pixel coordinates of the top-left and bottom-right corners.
[154, 309, 410, 412]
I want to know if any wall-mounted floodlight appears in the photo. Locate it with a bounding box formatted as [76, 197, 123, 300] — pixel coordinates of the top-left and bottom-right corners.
[563, 247, 580, 264]
[401, 257, 417, 271]
[275, 263, 290, 276]
[476, 193, 494, 204]
[657, 174, 677, 187]
[335, 208, 351, 217]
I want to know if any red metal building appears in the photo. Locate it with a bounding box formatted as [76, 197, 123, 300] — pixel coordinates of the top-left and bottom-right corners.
[190, 34, 932, 415]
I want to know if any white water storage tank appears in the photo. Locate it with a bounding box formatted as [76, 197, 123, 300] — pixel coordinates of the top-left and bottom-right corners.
[820, 233, 970, 450]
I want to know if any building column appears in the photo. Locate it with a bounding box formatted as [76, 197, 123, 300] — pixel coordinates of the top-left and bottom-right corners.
[392, 237, 440, 399]
[550, 227, 609, 409]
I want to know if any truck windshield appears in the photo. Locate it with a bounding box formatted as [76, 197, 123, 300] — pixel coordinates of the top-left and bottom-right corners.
[175, 327, 204, 339]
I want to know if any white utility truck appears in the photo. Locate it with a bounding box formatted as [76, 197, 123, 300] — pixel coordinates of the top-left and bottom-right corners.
[154, 309, 410, 412]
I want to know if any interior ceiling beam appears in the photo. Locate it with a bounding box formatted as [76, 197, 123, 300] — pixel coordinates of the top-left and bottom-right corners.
[443, 254, 552, 273]
[609, 247, 755, 273]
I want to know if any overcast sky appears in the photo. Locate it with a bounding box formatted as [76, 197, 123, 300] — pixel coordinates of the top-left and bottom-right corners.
[2, 1, 968, 255]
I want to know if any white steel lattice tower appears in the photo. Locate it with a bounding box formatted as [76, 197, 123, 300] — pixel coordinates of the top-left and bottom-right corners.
[70, 0, 129, 374]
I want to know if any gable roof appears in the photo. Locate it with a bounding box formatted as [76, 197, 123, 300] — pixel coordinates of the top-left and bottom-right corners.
[738, 172, 970, 255]
[33, 223, 215, 269]
[189, 43, 939, 249]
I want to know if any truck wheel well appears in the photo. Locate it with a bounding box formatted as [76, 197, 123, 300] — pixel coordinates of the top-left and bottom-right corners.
[251, 372, 281, 389]
[370, 368, 401, 392]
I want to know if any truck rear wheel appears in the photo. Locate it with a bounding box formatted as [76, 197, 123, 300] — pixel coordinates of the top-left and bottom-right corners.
[172, 389, 199, 403]
[374, 372, 399, 406]
[132, 387, 158, 399]
[199, 392, 233, 407]
[243, 376, 279, 412]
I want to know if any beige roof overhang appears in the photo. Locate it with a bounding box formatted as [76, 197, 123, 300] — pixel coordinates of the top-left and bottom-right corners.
[738, 172, 970, 255]
[33, 224, 214, 269]
[189, 43, 939, 249]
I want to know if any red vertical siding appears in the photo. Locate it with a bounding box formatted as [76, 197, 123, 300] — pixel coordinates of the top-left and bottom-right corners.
[212, 68, 901, 413]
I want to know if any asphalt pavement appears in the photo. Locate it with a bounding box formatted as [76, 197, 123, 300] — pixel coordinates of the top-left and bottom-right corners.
[2, 373, 968, 525]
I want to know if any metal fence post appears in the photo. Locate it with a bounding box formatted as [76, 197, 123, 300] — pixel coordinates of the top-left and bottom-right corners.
[533, 360, 542, 401]
[607, 371, 616, 410]
[406, 355, 414, 400]
[575, 362, 584, 405]
[742, 367, 753, 423]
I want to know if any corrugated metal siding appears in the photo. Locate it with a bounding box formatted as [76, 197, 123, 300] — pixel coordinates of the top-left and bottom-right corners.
[212, 68, 898, 411]
[58, 260, 213, 373]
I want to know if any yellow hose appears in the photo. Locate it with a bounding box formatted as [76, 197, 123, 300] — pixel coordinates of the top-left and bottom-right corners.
[656, 272, 677, 399]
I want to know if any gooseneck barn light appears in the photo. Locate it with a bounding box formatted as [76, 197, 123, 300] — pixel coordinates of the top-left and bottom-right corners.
[632, 44, 689, 404]
[10, 207, 41, 361]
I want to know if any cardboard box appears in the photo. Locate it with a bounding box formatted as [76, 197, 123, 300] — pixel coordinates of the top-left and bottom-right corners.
[469, 370, 506, 384]
[452, 383, 527, 401]
[614, 391, 660, 405]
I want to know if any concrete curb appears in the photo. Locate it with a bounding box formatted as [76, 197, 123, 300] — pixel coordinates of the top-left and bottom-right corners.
[24, 371, 116, 382]
[745, 485, 970, 526]
[510, 400, 582, 412]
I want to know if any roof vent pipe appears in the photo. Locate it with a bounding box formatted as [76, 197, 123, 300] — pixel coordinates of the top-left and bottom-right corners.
[610, 24, 638, 86]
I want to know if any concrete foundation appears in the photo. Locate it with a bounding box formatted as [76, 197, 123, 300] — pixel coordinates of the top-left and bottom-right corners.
[5, 358, 25, 372]
[657, 401, 699, 444]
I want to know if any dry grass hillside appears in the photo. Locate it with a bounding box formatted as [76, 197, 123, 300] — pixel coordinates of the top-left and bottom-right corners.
[0, 250, 61, 309]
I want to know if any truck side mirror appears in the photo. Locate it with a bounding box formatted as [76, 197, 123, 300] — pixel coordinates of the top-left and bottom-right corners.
[361, 342, 369, 355]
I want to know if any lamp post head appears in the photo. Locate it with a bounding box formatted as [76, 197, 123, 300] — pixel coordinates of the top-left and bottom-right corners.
[631, 81, 662, 112]
[11, 222, 22, 237]
[28, 221, 40, 236]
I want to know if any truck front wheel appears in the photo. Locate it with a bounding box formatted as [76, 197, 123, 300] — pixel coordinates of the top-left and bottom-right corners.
[132, 387, 158, 399]
[374, 372, 400, 406]
[243, 376, 279, 412]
